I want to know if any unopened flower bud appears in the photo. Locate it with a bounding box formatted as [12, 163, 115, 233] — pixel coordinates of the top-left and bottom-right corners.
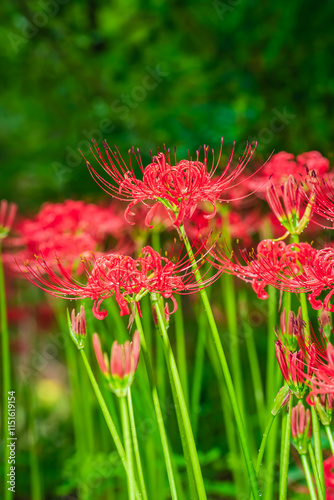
[291, 401, 312, 454]
[67, 306, 86, 349]
[315, 393, 333, 426]
[0, 200, 17, 240]
[93, 331, 141, 397]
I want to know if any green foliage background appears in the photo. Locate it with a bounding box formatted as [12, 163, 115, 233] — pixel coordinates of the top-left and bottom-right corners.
[1, 0, 334, 211]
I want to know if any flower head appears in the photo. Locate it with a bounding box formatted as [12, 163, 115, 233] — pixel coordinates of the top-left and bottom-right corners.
[85, 139, 258, 227]
[10, 200, 125, 273]
[21, 244, 220, 320]
[266, 175, 314, 237]
[93, 331, 140, 397]
[0, 200, 17, 240]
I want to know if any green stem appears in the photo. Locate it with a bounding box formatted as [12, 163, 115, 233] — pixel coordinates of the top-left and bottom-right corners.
[239, 290, 266, 431]
[325, 425, 334, 456]
[174, 296, 189, 409]
[191, 305, 206, 440]
[179, 224, 260, 499]
[134, 311, 178, 500]
[279, 397, 292, 500]
[79, 350, 138, 492]
[300, 454, 318, 500]
[127, 389, 148, 500]
[263, 412, 279, 500]
[152, 294, 206, 499]
[28, 389, 42, 500]
[310, 406, 325, 493]
[120, 394, 135, 500]
[250, 413, 276, 500]
[266, 286, 277, 409]
[222, 274, 245, 420]
[0, 245, 13, 500]
[308, 444, 325, 500]
[255, 414, 276, 476]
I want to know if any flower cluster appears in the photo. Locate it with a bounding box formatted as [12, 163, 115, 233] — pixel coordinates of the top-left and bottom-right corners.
[22, 244, 220, 320]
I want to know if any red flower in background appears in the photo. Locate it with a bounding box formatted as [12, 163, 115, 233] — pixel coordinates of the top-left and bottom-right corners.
[8, 200, 126, 272]
[21, 245, 221, 320]
[211, 239, 316, 300]
[324, 456, 334, 499]
[85, 139, 259, 227]
[247, 150, 329, 195]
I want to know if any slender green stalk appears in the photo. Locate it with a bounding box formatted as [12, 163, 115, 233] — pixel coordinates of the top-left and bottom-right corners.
[127, 389, 148, 500]
[266, 286, 277, 409]
[310, 406, 325, 493]
[206, 331, 244, 496]
[250, 413, 276, 500]
[279, 397, 292, 500]
[152, 294, 206, 499]
[325, 425, 334, 456]
[134, 311, 178, 500]
[0, 246, 13, 500]
[239, 290, 266, 430]
[120, 395, 135, 500]
[308, 444, 325, 500]
[79, 350, 137, 488]
[28, 389, 42, 500]
[255, 414, 276, 476]
[263, 412, 279, 500]
[179, 224, 260, 499]
[174, 296, 189, 409]
[222, 274, 245, 420]
[300, 454, 318, 500]
[191, 305, 206, 439]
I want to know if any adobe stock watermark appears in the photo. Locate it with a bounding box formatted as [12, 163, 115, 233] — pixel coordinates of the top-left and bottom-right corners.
[236, 107, 297, 157]
[7, 0, 71, 54]
[52, 63, 169, 183]
[213, 0, 242, 21]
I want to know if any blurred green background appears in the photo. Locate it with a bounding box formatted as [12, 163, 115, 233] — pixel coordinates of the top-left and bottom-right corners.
[1, 0, 334, 212]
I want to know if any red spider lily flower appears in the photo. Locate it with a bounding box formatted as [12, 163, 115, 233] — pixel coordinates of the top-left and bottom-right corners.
[185, 204, 261, 245]
[0, 200, 17, 240]
[266, 175, 315, 238]
[93, 331, 140, 397]
[85, 139, 259, 227]
[247, 150, 329, 195]
[210, 239, 316, 300]
[303, 171, 334, 228]
[291, 401, 312, 454]
[275, 310, 315, 397]
[21, 244, 221, 320]
[67, 306, 87, 349]
[9, 200, 126, 273]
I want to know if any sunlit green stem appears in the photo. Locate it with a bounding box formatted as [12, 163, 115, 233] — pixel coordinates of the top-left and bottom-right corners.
[79, 350, 140, 496]
[310, 406, 325, 494]
[222, 274, 245, 420]
[325, 425, 334, 456]
[174, 296, 189, 409]
[120, 394, 135, 500]
[0, 245, 13, 500]
[191, 305, 206, 439]
[300, 454, 318, 500]
[279, 397, 292, 500]
[266, 286, 277, 409]
[255, 414, 276, 477]
[308, 444, 325, 500]
[127, 389, 148, 500]
[179, 224, 260, 499]
[152, 294, 206, 499]
[134, 311, 178, 500]
[28, 389, 42, 500]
